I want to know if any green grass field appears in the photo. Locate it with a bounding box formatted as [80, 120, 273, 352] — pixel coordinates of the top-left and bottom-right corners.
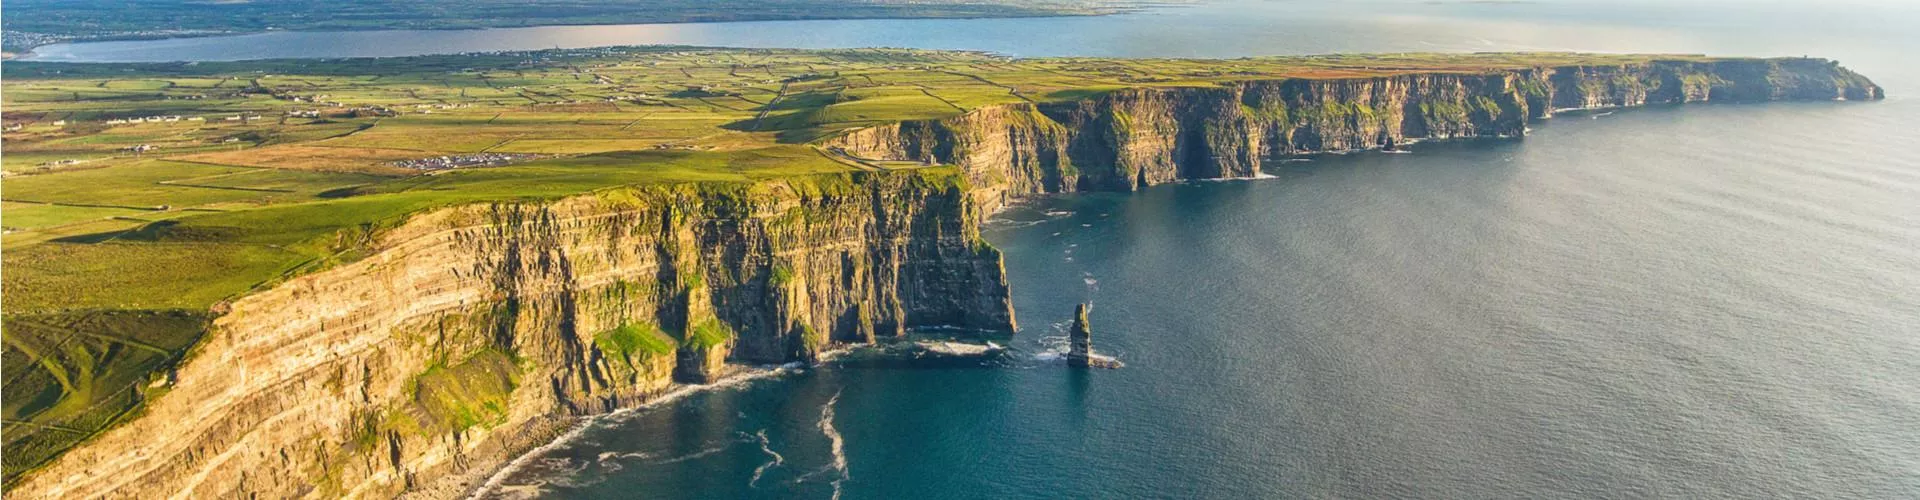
[0, 47, 1740, 482]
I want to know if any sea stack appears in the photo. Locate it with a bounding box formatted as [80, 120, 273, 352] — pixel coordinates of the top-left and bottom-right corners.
[1069, 303, 1093, 368]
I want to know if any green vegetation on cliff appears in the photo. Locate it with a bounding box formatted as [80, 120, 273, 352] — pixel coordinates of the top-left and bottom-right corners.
[596, 322, 678, 362]
[683, 318, 738, 349]
[402, 349, 519, 434]
[0, 47, 1883, 483]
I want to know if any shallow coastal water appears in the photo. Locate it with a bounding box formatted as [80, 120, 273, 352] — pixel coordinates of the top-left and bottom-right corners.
[33, 1, 1920, 498]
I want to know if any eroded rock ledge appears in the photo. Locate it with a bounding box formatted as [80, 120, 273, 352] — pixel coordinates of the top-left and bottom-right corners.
[9, 57, 1879, 499]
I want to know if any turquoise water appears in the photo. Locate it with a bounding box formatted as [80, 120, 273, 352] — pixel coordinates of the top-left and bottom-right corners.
[477, 2, 1920, 499]
[468, 2, 1920, 496]
[485, 100, 1920, 498]
[35, 1, 1920, 498]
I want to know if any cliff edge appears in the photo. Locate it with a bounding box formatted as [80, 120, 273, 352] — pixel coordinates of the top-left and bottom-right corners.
[8, 172, 1013, 499]
[4, 56, 1880, 499]
[828, 58, 1882, 211]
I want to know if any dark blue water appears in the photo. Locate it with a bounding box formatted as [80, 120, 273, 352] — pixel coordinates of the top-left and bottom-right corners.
[65, 1, 1912, 498]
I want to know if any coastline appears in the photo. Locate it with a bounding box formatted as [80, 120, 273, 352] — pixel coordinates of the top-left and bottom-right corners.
[9, 7, 1144, 61]
[458, 351, 849, 499]
[0, 50, 1881, 497]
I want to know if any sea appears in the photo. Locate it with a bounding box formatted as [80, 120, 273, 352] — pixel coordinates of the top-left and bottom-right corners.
[26, 1, 1920, 498]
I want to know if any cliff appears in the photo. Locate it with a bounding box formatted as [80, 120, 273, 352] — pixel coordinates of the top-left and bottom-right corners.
[6, 172, 1014, 499]
[828, 58, 1883, 211]
[5, 56, 1880, 498]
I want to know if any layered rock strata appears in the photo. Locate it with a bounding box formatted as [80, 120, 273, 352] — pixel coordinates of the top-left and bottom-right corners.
[828, 58, 1883, 211]
[9, 57, 1881, 499]
[9, 173, 1014, 499]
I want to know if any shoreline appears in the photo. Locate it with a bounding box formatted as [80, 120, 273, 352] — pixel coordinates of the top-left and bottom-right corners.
[459, 350, 849, 499]
[0, 49, 1882, 497]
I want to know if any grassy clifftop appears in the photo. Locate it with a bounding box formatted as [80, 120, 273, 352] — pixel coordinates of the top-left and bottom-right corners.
[0, 47, 1879, 483]
[8, 49, 1799, 310]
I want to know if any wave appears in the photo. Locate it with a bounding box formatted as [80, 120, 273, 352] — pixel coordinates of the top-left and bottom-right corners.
[985, 207, 1074, 229]
[1196, 172, 1281, 182]
[472, 416, 600, 498]
[748, 429, 786, 488]
[598, 451, 652, 462]
[1033, 332, 1070, 361]
[489, 481, 550, 500]
[592, 450, 650, 473]
[818, 389, 849, 500]
[471, 357, 831, 499]
[985, 218, 1051, 229]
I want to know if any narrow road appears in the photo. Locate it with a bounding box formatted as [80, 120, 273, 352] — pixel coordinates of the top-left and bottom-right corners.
[748, 81, 793, 131]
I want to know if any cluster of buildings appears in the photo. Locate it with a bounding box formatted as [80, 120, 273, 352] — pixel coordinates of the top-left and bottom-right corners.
[390, 153, 536, 171]
[104, 115, 208, 125]
[287, 104, 447, 119]
[5, 120, 74, 131]
[349, 106, 399, 117]
[279, 94, 332, 103]
[602, 94, 657, 103]
[274, 94, 349, 108]
[411, 103, 470, 114]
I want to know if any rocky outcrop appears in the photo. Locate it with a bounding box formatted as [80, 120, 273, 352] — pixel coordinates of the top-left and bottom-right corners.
[6, 172, 1014, 499]
[828, 58, 1883, 210]
[1068, 304, 1092, 368]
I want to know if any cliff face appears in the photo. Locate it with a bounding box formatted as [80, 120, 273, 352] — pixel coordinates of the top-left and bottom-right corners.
[7, 172, 1014, 499]
[9, 57, 1881, 499]
[829, 59, 1883, 210]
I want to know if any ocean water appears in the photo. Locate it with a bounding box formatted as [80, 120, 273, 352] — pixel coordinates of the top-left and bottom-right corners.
[34, 1, 1920, 498]
[481, 99, 1920, 498]
[473, 1, 1920, 495]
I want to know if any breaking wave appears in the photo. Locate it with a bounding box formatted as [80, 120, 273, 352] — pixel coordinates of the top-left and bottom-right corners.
[749, 430, 785, 488]
[818, 390, 849, 500]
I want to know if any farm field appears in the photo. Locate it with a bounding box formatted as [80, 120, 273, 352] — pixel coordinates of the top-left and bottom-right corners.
[0, 47, 1728, 481]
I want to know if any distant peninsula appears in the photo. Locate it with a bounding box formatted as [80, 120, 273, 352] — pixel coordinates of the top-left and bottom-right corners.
[0, 0, 1143, 52]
